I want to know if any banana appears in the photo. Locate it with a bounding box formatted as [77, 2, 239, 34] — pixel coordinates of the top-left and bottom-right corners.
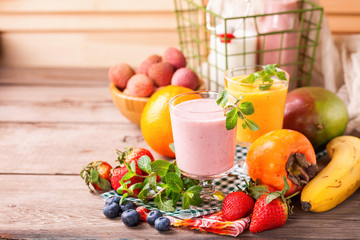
[300, 135, 360, 212]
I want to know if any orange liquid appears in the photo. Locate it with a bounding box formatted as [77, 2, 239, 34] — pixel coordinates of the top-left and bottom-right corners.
[225, 75, 288, 146]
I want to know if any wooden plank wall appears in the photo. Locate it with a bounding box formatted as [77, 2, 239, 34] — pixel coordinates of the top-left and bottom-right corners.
[0, 0, 358, 68]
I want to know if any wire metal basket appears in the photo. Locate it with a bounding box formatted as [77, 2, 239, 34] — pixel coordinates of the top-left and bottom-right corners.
[173, 0, 323, 90]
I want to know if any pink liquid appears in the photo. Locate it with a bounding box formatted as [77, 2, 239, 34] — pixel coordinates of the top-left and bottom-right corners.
[259, 0, 300, 76]
[170, 98, 236, 178]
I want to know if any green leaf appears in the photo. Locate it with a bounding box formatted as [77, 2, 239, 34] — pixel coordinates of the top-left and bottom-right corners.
[149, 174, 158, 193]
[151, 160, 171, 177]
[96, 177, 111, 191]
[124, 162, 132, 172]
[164, 199, 174, 207]
[182, 194, 190, 209]
[121, 171, 136, 182]
[239, 101, 255, 115]
[130, 161, 136, 172]
[189, 195, 203, 206]
[276, 71, 287, 80]
[89, 168, 99, 183]
[225, 108, 238, 130]
[265, 64, 277, 76]
[169, 143, 175, 154]
[237, 111, 244, 120]
[165, 172, 183, 193]
[241, 74, 255, 83]
[138, 187, 149, 201]
[216, 90, 229, 108]
[128, 182, 143, 194]
[242, 121, 247, 129]
[183, 177, 197, 189]
[120, 193, 129, 205]
[117, 180, 130, 194]
[259, 84, 272, 90]
[171, 192, 181, 205]
[262, 73, 271, 83]
[173, 164, 182, 177]
[254, 71, 266, 80]
[138, 155, 152, 174]
[245, 119, 260, 131]
[155, 193, 175, 212]
[186, 185, 202, 194]
[234, 95, 243, 105]
[266, 191, 282, 204]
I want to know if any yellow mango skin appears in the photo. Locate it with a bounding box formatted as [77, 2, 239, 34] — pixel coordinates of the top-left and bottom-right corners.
[300, 136, 360, 212]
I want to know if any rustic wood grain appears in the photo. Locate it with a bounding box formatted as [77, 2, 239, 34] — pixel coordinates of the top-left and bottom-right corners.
[0, 32, 179, 68]
[0, 175, 359, 239]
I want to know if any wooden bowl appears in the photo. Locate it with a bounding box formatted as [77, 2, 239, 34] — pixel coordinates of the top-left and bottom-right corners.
[110, 79, 206, 125]
[109, 83, 149, 126]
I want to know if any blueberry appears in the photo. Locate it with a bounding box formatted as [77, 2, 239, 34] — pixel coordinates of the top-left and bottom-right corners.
[121, 209, 140, 227]
[120, 201, 137, 212]
[105, 196, 121, 206]
[154, 217, 171, 232]
[103, 202, 121, 218]
[146, 210, 163, 226]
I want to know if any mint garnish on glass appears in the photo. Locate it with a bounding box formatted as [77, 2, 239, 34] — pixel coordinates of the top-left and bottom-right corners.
[241, 64, 288, 90]
[216, 90, 259, 131]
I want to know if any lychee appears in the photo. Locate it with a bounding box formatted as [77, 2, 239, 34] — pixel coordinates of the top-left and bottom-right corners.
[163, 47, 186, 70]
[124, 74, 154, 97]
[148, 62, 174, 87]
[136, 55, 162, 75]
[108, 63, 135, 90]
[171, 68, 199, 90]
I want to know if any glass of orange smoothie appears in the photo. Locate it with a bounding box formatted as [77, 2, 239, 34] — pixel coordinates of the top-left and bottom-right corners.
[224, 65, 289, 146]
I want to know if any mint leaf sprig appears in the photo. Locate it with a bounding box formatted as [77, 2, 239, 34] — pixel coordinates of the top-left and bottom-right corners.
[216, 90, 259, 131]
[241, 64, 287, 90]
[117, 155, 202, 211]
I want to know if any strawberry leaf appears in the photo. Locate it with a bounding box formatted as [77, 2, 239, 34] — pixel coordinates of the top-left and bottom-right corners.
[89, 168, 99, 183]
[96, 177, 111, 191]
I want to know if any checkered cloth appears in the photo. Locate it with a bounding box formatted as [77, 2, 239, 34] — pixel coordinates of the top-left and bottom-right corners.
[100, 145, 327, 219]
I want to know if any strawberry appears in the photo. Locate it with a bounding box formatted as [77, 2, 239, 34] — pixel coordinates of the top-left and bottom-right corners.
[110, 165, 144, 196]
[249, 176, 295, 233]
[222, 191, 254, 221]
[244, 178, 277, 200]
[80, 161, 112, 193]
[117, 147, 160, 181]
[117, 147, 154, 174]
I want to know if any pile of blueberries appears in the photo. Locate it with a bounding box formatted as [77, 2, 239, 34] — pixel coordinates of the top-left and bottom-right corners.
[103, 196, 171, 232]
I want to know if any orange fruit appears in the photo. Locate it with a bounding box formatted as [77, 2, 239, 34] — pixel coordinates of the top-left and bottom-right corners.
[140, 85, 193, 158]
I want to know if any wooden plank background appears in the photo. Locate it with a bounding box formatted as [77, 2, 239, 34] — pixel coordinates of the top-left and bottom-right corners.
[0, 0, 358, 68]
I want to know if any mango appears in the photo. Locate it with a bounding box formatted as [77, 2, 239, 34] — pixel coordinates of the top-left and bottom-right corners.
[283, 87, 348, 150]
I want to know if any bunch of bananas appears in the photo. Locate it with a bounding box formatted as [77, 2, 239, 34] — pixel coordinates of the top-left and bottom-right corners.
[301, 136, 360, 212]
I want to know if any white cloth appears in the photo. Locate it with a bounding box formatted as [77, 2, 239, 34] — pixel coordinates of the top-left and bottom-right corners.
[311, 0, 360, 134]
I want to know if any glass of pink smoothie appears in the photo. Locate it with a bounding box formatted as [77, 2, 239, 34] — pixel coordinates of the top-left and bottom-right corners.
[169, 91, 237, 198]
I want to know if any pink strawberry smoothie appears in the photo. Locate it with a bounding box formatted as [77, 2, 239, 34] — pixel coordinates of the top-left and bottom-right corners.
[170, 98, 237, 178]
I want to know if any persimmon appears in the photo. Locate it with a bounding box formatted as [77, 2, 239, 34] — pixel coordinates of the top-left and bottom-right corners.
[246, 129, 318, 196]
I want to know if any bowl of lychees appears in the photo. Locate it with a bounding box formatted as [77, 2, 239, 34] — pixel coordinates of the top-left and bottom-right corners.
[109, 47, 204, 125]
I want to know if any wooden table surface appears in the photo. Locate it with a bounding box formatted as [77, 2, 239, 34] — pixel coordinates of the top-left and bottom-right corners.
[1, 68, 359, 240]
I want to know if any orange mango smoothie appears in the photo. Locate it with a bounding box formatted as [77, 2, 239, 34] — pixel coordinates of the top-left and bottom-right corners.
[225, 72, 289, 146]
